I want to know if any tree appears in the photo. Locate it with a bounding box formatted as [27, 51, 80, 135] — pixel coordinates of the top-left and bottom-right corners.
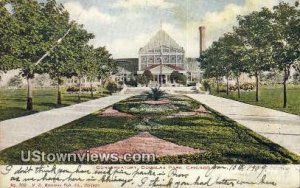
[0, 1, 21, 79]
[5, 0, 73, 110]
[222, 32, 247, 97]
[216, 37, 233, 96]
[137, 74, 148, 86]
[84, 45, 97, 98]
[10, 0, 52, 110]
[269, 2, 300, 107]
[106, 81, 118, 94]
[142, 70, 153, 86]
[199, 42, 225, 93]
[43, 45, 75, 104]
[41, 1, 75, 105]
[235, 8, 274, 101]
[70, 25, 95, 102]
[94, 46, 114, 94]
[170, 71, 187, 85]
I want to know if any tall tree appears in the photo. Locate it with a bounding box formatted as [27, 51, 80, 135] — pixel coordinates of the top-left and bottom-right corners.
[40, 0, 74, 105]
[94, 46, 114, 88]
[222, 32, 246, 98]
[235, 8, 274, 101]
[217, 37, 233, 96]
[10, 0, 54, 110]
[42, 46, 75, 104]
[270, 2, 300, 108]
[84, 45, 97, 98]
[200, 41, 225, 93]
[71, 27, 95, 101]
[142, 70, 153, 87]
[0, 1, 20, 79]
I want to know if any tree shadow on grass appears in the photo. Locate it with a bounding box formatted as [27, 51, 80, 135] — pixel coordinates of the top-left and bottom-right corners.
[0, 107, 38, 121]
[37, 102, 69, 109]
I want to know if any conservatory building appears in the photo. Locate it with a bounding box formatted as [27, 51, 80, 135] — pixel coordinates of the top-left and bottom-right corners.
[137, 30, 187, 85]
[113, 29, 202, 85]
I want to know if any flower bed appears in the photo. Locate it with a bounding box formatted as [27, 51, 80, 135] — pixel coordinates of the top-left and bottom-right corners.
[113, 94, 202, 116]
[113, 102, 179, 115]
[144, 100, 170, 105]
[130, 103, 178, 114]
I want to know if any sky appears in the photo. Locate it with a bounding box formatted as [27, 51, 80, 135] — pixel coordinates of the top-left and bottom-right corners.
[57, 0, 296, 58]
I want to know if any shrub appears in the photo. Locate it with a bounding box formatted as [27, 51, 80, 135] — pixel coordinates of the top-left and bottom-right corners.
[187, 82, 197, 86]
[147, 87, 165, 101]
[170, 71, 187, 85]
[240, 83, 255, 91]
[202, 80, 211, 91]
[8, 75, 23, 88]
[82, 87, 96, 92]
[113, 102, 179, 116]
[137, 75, 148, 86]
[66, 86, 78, 92]
[106, 81, 118, 94]
[229, 85, 237, 91]
[66, 86, 97, 93]
[143, 70, 153, 82]
[125, 79, 137, 87]
[136, 70, 153, 86]
[219, 88, 227, 93]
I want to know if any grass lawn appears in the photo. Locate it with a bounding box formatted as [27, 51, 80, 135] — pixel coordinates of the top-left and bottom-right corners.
[0, 88, 108, 121]
[0, 94, 299, 164]
[211, 85, 300, 116]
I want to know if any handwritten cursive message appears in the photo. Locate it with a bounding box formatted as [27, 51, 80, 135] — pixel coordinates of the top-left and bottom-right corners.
[0, 165, 299, 188]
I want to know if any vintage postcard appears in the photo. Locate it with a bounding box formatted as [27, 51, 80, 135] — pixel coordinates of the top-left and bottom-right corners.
[0, 0, 299, 187]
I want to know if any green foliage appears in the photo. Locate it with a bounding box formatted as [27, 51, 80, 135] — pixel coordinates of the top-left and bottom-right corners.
[240, 83, 255, 91]
[170, 71, 187, 85]
[66, 86, 97, 93]
[95, 46, 114, 81]
[187, 82, 197, 86]
[8, 75, 23, 88]
[260, 71, 283, 85]
[202, 80, 211, 91]
[142, 70, 153, 84]
[137, 74, 148, 85]
[147, 87, 165, 101]
[200, 2, 299, 104]
[228, 83, 255, 91]
[270, 3, 300, 71]
[125, 79, 137, 87]
[0, 2, 21, 72]
[105, 81, 118, 94]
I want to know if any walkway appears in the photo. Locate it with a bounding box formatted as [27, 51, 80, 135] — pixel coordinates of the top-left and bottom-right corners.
[0, 94, 132, 151]
[187, 94, 300, 155]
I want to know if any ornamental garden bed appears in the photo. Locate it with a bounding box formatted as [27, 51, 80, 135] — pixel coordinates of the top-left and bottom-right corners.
[0, 94, 299, 164]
